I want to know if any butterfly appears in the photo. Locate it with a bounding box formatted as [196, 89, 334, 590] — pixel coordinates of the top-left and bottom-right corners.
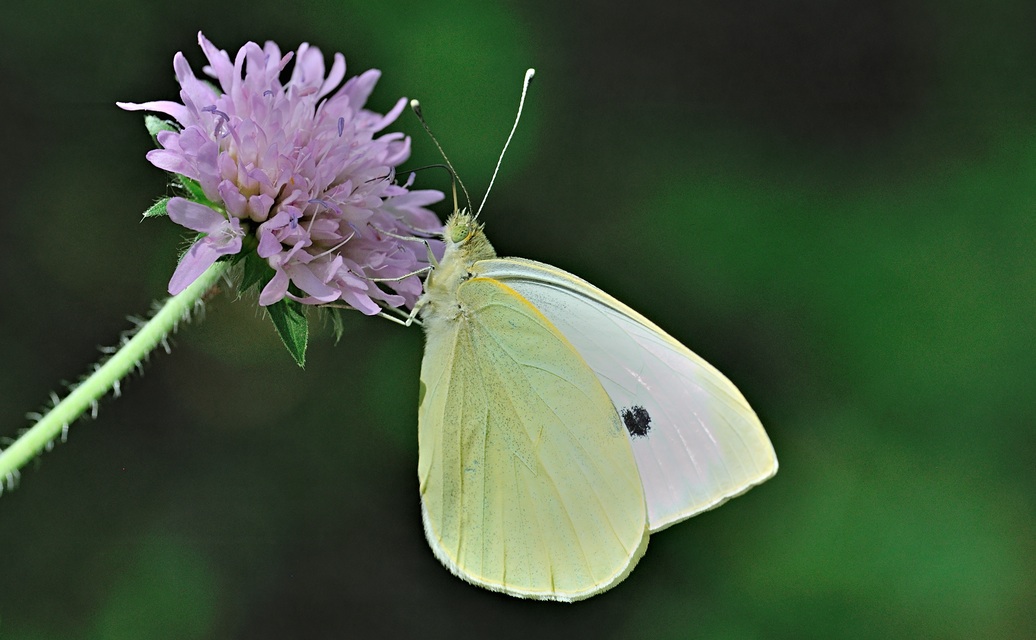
[412, 209, 777, 601]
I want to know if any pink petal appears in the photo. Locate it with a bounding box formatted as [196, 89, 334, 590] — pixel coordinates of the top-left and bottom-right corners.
[340, 287, 381, 315]
[145, 149, 196, 179]
[168, 240, 222, 295]
[174, 53, 218, 113]
[155, 130, 180, 149]
[318, 53, 347, 99]
[259, 268, 290, 306]
[372, 97, 407, 132]
[285, 262, 339, 302]
[218, 180, 247, 217]
[290, 42, 323, 91]
[198, 32, 235, 94]
[257, 229, 282, 258]
[337, 69, 380, 108]
[167, 198, 224, 234]
[248, 194, 274, 222]
[117, 100, 189, 125]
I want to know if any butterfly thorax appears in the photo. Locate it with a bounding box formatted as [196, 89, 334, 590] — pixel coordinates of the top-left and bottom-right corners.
[418, 211, 496, 329]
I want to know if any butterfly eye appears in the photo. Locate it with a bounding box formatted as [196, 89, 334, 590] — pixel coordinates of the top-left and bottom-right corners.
[448, 222, 471, 244]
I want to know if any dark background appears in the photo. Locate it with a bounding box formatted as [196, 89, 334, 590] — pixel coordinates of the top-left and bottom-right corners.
[1, 1, 1034, 638]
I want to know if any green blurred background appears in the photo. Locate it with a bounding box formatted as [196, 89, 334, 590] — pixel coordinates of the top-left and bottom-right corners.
[1, 1, 1034, 638]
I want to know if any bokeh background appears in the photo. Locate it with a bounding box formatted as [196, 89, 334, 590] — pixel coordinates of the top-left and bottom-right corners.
[1, 1, 1034, 638]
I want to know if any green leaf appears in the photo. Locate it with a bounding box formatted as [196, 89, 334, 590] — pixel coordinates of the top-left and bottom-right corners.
[267, 299, 309, 367]
[142, 197, 171, 218]
[144, 115, 178, 140]
[328, 307, 346, 344]
[173, 232, 206, 263]
[239, 251, 275, 294]
[177, 177, 210, 204]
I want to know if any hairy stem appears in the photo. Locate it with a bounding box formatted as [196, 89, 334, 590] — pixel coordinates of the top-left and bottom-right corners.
[0, 262, 230, 492]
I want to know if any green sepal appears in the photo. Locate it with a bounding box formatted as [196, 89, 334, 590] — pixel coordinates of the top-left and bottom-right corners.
[144, 115, 178, 140]
[174, 232, 206, 262]
[177, 176, 212, 205]
[239, 250, 275, 294]
[267, 299, 309, 367]
[142, 197, 171, 218]
[328, 308, 346, 344]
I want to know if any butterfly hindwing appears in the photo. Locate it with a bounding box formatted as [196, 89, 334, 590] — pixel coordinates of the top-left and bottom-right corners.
[475, 258, 778, 532]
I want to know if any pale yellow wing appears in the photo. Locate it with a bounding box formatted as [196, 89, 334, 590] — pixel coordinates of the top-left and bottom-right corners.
[475, 258, 777, 532]
[418, 277, 649, 601]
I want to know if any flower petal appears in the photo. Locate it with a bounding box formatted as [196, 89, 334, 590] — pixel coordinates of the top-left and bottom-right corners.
[198, 32, 235, 94]
[339, 69, 380, 108]
[339, 286, 381, 315]
[218, 180, 247, 218]
[258, 268, 290, 306]
[167, 198, 225, 234]
[285, 262, 339, 302]
[168, 239, 223, 295]
[117, 100, 189, 125]
[145, 149, 196, 179]
[318, 53, 347, 99]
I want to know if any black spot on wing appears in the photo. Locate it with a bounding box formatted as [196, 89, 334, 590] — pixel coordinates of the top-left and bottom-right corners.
[620, 405, 652, 438]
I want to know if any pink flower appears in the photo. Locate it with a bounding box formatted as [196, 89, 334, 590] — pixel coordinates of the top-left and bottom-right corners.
[166, 198, 244, 294]
[119, 33, 443, 312]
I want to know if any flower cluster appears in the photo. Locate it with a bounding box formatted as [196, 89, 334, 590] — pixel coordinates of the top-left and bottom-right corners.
[119, 33, 443, 314]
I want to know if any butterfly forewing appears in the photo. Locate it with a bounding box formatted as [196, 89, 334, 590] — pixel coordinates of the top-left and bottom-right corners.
[418, 275, 649, 601]
[475, 258, 778, 532]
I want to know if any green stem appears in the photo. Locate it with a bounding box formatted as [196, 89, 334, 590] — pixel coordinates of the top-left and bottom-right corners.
[0, 261, 230, 491]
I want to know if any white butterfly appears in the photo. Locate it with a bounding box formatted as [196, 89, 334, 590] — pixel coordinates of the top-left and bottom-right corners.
[413, 211, 777, 601]
[406, 69, 776, 601]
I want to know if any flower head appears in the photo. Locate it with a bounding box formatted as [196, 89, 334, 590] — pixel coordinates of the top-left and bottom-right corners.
[119, 33, 443, 313]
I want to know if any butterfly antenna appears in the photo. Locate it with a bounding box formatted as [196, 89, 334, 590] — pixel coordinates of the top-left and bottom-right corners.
[476, 68, 536, 219]
[410, 99, 472, 214]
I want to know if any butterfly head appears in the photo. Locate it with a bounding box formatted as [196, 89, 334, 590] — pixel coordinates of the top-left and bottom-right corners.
[445, 211, 477, 244]
[442, 210, 495, 262]
[418, 210, 495, 324]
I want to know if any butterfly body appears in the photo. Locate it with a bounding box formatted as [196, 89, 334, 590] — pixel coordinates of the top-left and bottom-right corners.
[415, 211, 776, 601]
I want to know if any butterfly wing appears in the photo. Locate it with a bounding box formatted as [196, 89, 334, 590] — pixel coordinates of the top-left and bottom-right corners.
[474, 258, 778, 533]
[418, 275, 649, 601]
